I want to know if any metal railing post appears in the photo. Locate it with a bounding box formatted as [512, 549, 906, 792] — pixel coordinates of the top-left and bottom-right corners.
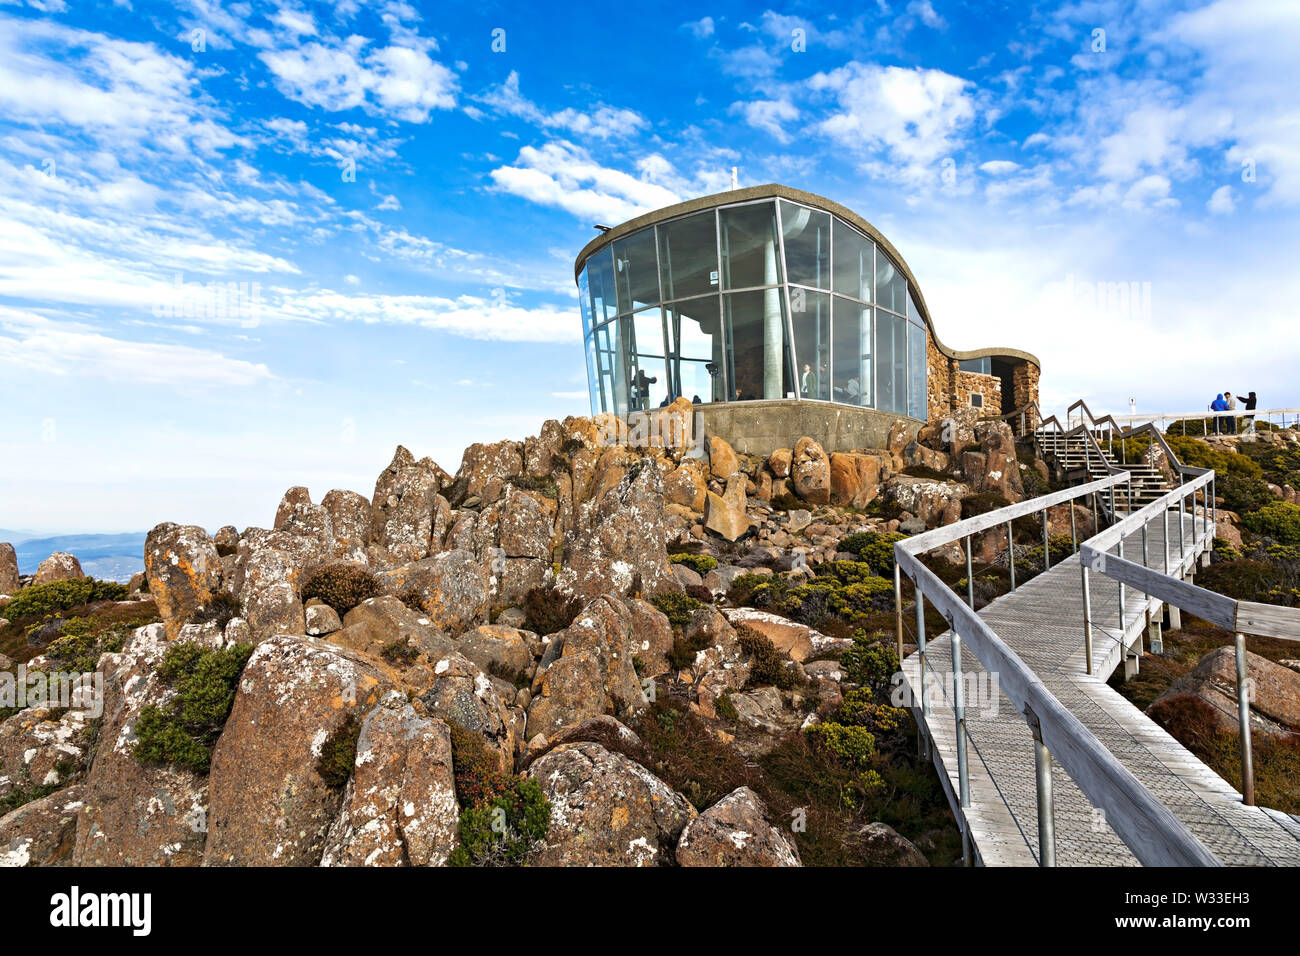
[894, 564, 904, 663]
[1007, 520, 1016, 591]
[1081, 562, 1095, 675]
[1117, 535, 1126, 624]
[1070, 502, 1078, 553]
[952, 629, 970, 811]
[916, 585, 928, 721]
[1179, 490, 1187, 563]
[1026, 706, 1056, 867]
[965, 535, 975, 610]
[1042, 508, 1050, 571]
[1162, 506, 1170, 575]
[1236, 633, 1255, 806]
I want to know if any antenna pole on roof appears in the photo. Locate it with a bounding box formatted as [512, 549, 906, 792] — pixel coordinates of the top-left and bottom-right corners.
[731, 167, 738, 190]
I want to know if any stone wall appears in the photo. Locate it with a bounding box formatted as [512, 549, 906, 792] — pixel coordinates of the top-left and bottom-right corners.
[955, 370, 1001, 413]
[926, 335, 956, 420]
[693, 399, 921, 456]
[1011, 362, 1041, 427]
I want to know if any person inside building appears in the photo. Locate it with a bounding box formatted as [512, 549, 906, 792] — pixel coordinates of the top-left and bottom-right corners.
[633, 368, 657, 410]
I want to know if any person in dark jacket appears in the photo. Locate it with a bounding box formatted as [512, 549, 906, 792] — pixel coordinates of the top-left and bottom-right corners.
[1240, 390, 1259, 432]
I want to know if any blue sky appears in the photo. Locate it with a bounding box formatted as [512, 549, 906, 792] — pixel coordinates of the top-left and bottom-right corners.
[2, 0, 1298, 533]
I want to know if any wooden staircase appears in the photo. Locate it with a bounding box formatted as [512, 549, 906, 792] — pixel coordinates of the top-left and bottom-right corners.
[1035, 429, 1172, 511]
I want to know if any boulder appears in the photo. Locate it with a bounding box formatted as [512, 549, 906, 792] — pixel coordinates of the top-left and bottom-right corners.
[0, 543, 18, 596]
[885, 476, 967, 528]
[305, 602, 342, 636]
[0, 703, 94, 800]
[143, 523, 223, 640]
[73, 624, 210, 866]
[456, 624, 536, 685]
[722, 608, 822, 661]
[371, 445, 446, 563]
[525, 741, 696, 866]
[334, 596, 453, 674]
[230, 528, 315, 641]
[1154, 647, 1300, 734]
[792, 437, 831, 505]
[274, 485, 334, 548]
[554, 458, 680, 601]
[418, 652, 519, 771]
[0, 783, 86, 867]
[524, 419, 566, 478]
[704, 474, 753, 542]
[676, 786, 801, 867]
[496, 485, 556, 560]
[213, 526, 240, 556]
[457, 439, 523, 506]
[858, 821, 929, 865]
[33, 551, 84, 586]
[707, 435, 739, 480]
[728, 686, 786, 733]
[375, 550, 490, 635]
[967, 420, 1024, 502]
[664, 461, 708, 512]
[321, 489, 372, 563]
[624, 598, 675, 679]
[886, 420, 912, 468]
[903, 440, 951, 474]
[205, 635, 393, 866]
[767, 448, 792, 479]
[829, 452, 886, 508]
[321, 692, 459, 867]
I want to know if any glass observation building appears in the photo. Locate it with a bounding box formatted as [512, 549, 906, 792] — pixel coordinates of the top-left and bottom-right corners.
[575, 184, 1038, 426]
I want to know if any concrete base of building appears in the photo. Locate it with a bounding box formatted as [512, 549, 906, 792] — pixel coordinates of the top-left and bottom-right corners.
[692, 399, 922, 457]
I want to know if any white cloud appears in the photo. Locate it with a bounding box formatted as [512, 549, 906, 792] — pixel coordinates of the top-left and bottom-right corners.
[0, 307, 274, 386]
[906, 1, 946, 30]
[979, 160, 1020, 175]
[1207, 184, 1236, 215]
[260, 39, 457, 122]
[683, 17, 715, 39]
[733, 98, 799, 143]
[480, 72, 648, 140]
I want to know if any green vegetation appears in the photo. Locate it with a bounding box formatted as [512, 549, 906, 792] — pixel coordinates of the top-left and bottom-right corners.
[669, 552, 718, 575]
[315, 711, 362, 788]
[2, 579, 128, 621]
[839, 632, 900, 695]
[447, 722, 550, 866]
[1165, 436, 1272, 514]
[509, 474, 559, 498]
[1241, 501, 1300, 544]
[300, 564, 378, 615]
[727, 563, 894, 632]
[902, 464, 950, 481]
[648, 591, 705, 628]
[131, 641, 254, 774]
[836, 531, 907, 576]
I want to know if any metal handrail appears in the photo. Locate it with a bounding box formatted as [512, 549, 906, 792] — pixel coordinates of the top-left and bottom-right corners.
[1081, 468, 1298, 807]
[893, 470, 1220, 866]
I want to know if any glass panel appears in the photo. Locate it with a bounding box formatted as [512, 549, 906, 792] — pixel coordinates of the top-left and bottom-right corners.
[628, 309, 669, 411]
[790, 287, 831, 400]
[908, 290, 923, 327]
[724, 289, 792, 402]
[876, 253, 907, 315]
[780, 200, 830, 290]
[832, 298, 871, 406]
[584, 333, 602, 413]
[832, 219, 873, 302]
[658, 212, 718, 300]
[876, 309, 909, 414]
[720, 202, 781, 290]
[585, 248, 617, 324]
[613, 228, 660, 314]
[591, 318, 629, 417]
[578, 269, 595, 340]
[666, 296, 726, 404]
[908, 321, 927, 420]
[959, 357, 991, 374]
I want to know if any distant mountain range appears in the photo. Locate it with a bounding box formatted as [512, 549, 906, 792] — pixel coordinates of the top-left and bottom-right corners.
[2, 531, 147, 583]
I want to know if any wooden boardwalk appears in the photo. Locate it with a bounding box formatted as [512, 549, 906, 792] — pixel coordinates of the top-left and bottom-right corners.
[901, 511, 1300, 866]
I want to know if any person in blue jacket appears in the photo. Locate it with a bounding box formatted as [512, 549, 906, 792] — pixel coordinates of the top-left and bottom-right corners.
[1209, 393, 1230, 434]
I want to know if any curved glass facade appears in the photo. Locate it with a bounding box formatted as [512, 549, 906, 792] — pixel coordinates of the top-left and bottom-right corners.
[578, 197, 928, 419]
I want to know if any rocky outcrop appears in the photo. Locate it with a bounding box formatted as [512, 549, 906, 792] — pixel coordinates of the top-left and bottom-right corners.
[34, 551, 85, 586]
[676, 787, 800, 867]
[858, 821, 929, 865]
[205, 635, 393, 866]
[704, 474, 753, 541]
[375, 550, 489, 635]
[371, 446, 446, 563]
[73, 624, 210, 866]
[274, 486, 333, 549]
[144, 523, 223, 639]
[885, 476, 967, 527]
[418, 652, 520, 771]
[526, 741, 696, 866]
[0, 783, 85, 867]
[829, 452, 887, 508]
[707, 435, 739, 481]
[321, 489, 372, 563]
[792, 437, 831, 505]
[1153, 647, 1300, 735]
[0, 542, 18, 596]
[230, 528, 315, 641]
[321, 692, 459, 867]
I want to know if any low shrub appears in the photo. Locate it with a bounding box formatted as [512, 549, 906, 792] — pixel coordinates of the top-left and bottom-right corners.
[1195, 559, 1297, 606]
[42, 617, 128, 673]
[316, 712, 362, 788]
[3, 578, 128, 621]
[902, 464, 949, 481]
[448, 776, 551, 867]
[649, 591, 705, 628]
[1165, 436, 1273, 514]
[684, 583, 714, 604]
[522, 587, 583, 636]
[1241, 501, 1300, 544]
[189, 590, 241, 629]
[300, 564, 378, 615]
[836, 531, 907, 576]
[839, 631, 899, 694]
[669, 553, 718, 575]
[737, 628, 807, 690]
[132, 641, 254, 774]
